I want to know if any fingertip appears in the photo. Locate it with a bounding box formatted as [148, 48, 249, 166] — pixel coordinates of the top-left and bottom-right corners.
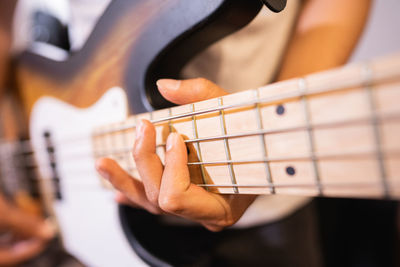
[166, 132, 176, 152]
[38, 219, 56, 240]
[137, 118, 153, 132]
[95, 158, 114, 180]
[166, 132, 184, 152]
[156, 79, 185, 104]
[165, 132, 188, 169]
[156, 79, 181, 92]
[114, 192, 125, 203]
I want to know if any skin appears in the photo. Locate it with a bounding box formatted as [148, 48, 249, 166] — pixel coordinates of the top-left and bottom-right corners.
[0, 195, 54, 266]
[97, 0, 372, 231]
[97, 79, 255, 231]
[0, 1, 54, 265]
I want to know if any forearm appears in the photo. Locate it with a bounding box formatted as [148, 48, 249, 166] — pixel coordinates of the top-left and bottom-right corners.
[277, 0, 372, 81]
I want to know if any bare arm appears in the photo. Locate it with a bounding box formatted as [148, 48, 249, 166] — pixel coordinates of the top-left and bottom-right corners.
[277, 0, 372, 80]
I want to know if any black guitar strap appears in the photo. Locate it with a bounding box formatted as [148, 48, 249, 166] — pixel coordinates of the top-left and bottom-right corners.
[260, 0, 287, 12]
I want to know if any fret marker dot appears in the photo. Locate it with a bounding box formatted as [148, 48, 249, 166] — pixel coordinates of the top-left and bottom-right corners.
[276, 104, 285, 115]
[286, 166, 296, 176]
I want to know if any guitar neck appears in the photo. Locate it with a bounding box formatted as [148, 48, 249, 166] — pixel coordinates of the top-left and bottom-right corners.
[92, 53, 400, 199]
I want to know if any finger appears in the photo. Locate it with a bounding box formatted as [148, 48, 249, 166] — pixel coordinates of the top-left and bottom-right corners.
[158, 133, 217, 218]
[6, 208, 54, 241]
[159, 133, 253, 227]
[95, 158, 158, 213]
[0, 238, 47, 266]
[156, 78, 228, 105]
[133, 120, 164, 206]
[114, 192, 140, 208]
[160, 133, 191, 194]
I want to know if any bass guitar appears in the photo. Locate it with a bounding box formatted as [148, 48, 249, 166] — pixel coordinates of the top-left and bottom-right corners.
[6, 0, 265, 266]
[4, 0, 399, 266]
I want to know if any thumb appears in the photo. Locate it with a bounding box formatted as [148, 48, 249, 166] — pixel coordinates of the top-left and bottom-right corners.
[156, 78, 228, 105]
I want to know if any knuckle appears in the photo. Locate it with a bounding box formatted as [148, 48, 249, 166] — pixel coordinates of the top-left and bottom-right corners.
[158, 193, 183, 214]
[146, 191, 159, 206]
[194, 77, 209, 90]
[219, 218, 236, 228]
[206, 225, 224, 232]
[204, 219, 235, 232]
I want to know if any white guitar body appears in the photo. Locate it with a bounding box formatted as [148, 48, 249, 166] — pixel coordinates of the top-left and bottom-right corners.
[30, 88, 147, 267]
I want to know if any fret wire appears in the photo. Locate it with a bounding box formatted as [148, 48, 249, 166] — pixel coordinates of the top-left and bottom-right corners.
[130, 115, 138, 172]
[218, 97, 239, 194]
[110, 125, 117, 160]
[363, 65, 390, 197]
[190, 104, 207, 190]
[96, 126, 108, 158]
[122, 121, 132, 171]
[109, 124, 118, 162]
[168, 108, 173, 133]
[99, 126, 109, 172]
[253, 89, 274, 194]
[299, 78, 323, 195]
[91, 128, 100, 160]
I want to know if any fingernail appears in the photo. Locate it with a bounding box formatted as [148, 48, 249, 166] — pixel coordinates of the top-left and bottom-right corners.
[95, 159, 110, 180]
[40, 219, 56, 239]
[166, 132, 178, 151]
[157, 79, 181, 91]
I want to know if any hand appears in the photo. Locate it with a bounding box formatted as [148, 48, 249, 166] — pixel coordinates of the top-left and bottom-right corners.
[0, 194, 54, 266]
[96, 78, 257, 231]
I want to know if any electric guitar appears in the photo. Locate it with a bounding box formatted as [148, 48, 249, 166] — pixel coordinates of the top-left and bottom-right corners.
[6, 0, 265, 266]
[3, 0, 399, 266]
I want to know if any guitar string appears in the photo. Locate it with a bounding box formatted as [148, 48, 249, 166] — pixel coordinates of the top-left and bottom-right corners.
[12, 68, 399, 150]
[23, 174, 400, 194]
[1, 68, 399, 194]
[5, 111, 400, 165]
[93, 72, 400, 137]
[3, 79, 399, 167]
[4, 116, 400, 184]
[19, 149, 400, 183]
